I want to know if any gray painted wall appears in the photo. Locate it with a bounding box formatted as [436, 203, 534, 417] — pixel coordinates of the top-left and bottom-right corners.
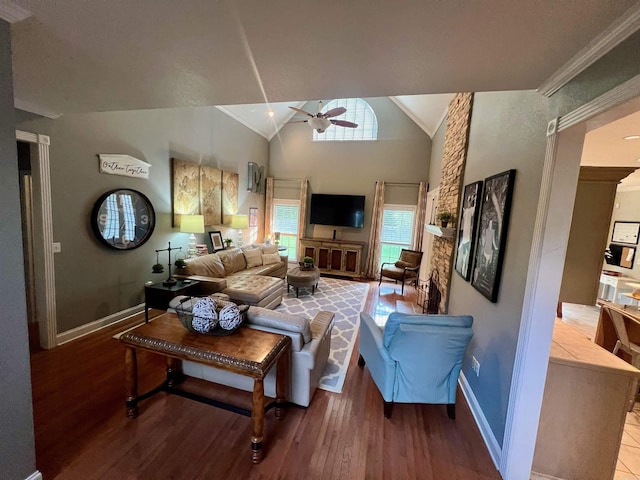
[0, 20, 37, 480]
[550, 29, 640, 118]
[17, 107, 268, 333]
[446, 90, 549, 447]
[269, 97, 431, 260]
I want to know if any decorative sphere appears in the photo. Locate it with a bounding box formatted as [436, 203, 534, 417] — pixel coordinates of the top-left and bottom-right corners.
[191, 297, 218, 333]
[218, 304, 242, 330]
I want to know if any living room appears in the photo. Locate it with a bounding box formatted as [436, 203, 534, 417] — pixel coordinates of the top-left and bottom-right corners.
[3, 3, 640, 480]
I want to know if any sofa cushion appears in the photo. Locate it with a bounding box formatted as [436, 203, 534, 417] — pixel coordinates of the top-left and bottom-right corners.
[247, 306, 312, 343]
[183, 253, 226, 278]
[217, 248, 247, 275]
[262, 252, 281, 265]
[224, 275, 283, 305]
[243, 248, 263, 268]
[261, 244, 278, 255]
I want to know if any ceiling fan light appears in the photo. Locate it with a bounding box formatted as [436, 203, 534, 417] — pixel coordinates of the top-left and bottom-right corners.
[308, 116, 331, 132]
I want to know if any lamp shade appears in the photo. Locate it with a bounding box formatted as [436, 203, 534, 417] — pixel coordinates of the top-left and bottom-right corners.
[180, 215, 205, 234]
[230, 214, 249, 229]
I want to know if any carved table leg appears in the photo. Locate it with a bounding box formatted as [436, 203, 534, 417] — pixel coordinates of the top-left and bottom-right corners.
[275, 350, 290, 420]
[251, 378, 265, 464]
[125, 347, 139, 418]
[166, 357, 182, 388]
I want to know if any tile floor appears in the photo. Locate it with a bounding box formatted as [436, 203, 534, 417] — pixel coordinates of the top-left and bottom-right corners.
[561, 303, 640, 480]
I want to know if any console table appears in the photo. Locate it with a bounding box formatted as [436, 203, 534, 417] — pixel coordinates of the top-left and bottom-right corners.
[300, 238, 365, 278]
[118, 313, 291, 463]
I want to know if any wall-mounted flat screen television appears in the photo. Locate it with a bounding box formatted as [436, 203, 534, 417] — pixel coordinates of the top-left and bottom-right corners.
[310, 193, 365, 228]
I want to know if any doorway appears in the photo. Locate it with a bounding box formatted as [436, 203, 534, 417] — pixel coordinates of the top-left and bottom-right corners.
[16, 130, 57, 350]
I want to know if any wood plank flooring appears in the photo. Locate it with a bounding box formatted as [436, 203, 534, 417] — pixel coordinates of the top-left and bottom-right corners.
[30, 280, 501, 480]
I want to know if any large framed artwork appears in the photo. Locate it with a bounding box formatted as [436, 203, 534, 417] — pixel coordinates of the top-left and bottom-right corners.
[222, 171, 239, 225]
[200, 165, 222, 226]
[455, 181, 483, 281]
[471, 169, 516, 302]
[172, 158, 200, 227]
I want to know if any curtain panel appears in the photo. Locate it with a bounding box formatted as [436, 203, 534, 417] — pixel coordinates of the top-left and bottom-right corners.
[413, 181, 427, 250]
[297, 179, 309, 260]
[264, 177, 275, 239]
[364, 181, 385, 279]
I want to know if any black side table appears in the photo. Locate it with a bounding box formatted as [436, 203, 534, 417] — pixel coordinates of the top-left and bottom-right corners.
[144, 280, 200, 322]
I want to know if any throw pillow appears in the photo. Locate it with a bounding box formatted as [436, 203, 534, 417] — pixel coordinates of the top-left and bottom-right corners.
[243, 248, 263, 268]
[395, 260, 412, 269]
[262, 252, 281, 265]
[261, 244, 278, 255]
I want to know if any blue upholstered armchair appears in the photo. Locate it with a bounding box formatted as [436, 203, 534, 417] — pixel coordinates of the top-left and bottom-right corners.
[358, 311, 474, 419]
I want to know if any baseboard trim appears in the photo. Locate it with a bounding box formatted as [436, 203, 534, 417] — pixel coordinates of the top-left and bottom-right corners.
[25, 471, 42, 480]
[56, 303, 145, 345]
[459, 372, 502, 471]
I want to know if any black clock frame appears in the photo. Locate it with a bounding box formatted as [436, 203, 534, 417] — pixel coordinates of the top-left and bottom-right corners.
[91, 188, 156, 250]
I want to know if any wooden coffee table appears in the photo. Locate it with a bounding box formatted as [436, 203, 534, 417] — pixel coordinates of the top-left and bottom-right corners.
[117, 312, 291, 463]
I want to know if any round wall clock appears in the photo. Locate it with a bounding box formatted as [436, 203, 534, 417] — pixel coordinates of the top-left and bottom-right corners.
[91, 189, 156, 250]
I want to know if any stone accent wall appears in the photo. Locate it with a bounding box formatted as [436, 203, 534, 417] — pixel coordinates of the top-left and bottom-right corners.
[431, 93, 474, 312]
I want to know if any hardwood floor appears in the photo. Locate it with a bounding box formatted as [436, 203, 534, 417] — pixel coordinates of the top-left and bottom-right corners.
[30, 281, 500, 479]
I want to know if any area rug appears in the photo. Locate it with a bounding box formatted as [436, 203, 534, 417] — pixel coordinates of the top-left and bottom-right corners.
[276, 277, 369, 393]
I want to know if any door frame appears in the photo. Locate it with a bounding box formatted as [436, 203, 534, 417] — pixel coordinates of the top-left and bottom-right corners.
[16, 130, 57, 349]
[500, 74, 640, 478]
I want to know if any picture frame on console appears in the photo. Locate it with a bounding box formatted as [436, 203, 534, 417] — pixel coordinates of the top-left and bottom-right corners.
[209, 230, 225, 252]
[471, 169, 516, 303]
[455, 180, 483, 281]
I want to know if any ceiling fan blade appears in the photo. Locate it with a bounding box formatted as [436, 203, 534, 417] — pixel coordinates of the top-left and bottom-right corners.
[288, 106, 314, 117]
[323, 107, 347, 118]
[330, 120, 358, 128]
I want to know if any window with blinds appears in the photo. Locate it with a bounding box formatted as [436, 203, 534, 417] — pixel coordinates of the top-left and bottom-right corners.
[379, 205, 416, 266]
[273, 200, 300, 260]
[313, 98, 378, 142]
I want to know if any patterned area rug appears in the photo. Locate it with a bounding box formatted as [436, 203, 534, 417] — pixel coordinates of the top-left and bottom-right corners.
[276, 277, 369, 393]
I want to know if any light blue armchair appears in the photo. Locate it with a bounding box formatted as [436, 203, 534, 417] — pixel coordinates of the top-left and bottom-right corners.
[358, 311, 474, 419]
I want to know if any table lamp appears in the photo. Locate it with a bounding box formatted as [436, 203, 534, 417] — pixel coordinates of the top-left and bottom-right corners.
[230, 214, 249, 246]
[180, 214, 205, 258]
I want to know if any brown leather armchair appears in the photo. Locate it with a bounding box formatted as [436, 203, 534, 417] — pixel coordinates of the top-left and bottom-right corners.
[378, 249, 423, 295]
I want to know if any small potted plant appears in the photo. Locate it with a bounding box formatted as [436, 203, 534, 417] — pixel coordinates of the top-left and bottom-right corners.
[437, 211, 454, 228]
[224, 238, 233, 249]
[303, 256, 314, 269]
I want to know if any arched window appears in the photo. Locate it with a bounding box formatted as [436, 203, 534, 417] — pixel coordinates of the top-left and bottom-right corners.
[313, 98, 378, 141]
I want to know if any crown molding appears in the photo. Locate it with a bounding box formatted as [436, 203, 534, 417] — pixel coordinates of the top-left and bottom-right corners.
[0, 2, 31, 23]
[538, 3, 640, 97]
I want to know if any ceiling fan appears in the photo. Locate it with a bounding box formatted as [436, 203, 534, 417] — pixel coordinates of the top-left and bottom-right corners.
[289, 101, 358, 133]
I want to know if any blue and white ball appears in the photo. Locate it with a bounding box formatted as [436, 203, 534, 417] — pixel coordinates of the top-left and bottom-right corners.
[191, 297, 218, 333]
[218, 304, 242, 330]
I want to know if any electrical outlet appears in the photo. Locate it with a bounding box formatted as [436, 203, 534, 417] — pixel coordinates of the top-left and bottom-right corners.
[472, 356, 480, 377]
[52, 242, 61, 253]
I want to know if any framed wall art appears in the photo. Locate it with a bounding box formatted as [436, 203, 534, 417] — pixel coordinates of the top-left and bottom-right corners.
[209, 230, 225, 252]
[471, 169, 516, 303]
[249, 207, 258, 227]
[455, 180, 483, 281]
[611, 221, 640, 244]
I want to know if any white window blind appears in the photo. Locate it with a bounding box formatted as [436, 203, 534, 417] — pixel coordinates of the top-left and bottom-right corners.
[313, 98, 378, 142]
[381, 206, 415, 245]
[273, 202, 299, 234]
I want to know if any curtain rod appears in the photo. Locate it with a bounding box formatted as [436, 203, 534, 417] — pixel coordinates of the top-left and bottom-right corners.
[384, 182, 421, 187]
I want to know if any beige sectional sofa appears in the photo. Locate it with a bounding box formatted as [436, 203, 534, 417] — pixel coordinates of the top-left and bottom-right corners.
[180, 244, 287, 309]
[181, 305, 335, 407]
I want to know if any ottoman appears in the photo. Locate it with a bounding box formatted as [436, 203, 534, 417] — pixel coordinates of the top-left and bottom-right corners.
[223, 275, 284, 309]
[287, 266, 321, 298]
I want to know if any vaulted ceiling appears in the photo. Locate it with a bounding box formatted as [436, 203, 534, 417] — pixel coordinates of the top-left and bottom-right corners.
[3, 0, 640, 177]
